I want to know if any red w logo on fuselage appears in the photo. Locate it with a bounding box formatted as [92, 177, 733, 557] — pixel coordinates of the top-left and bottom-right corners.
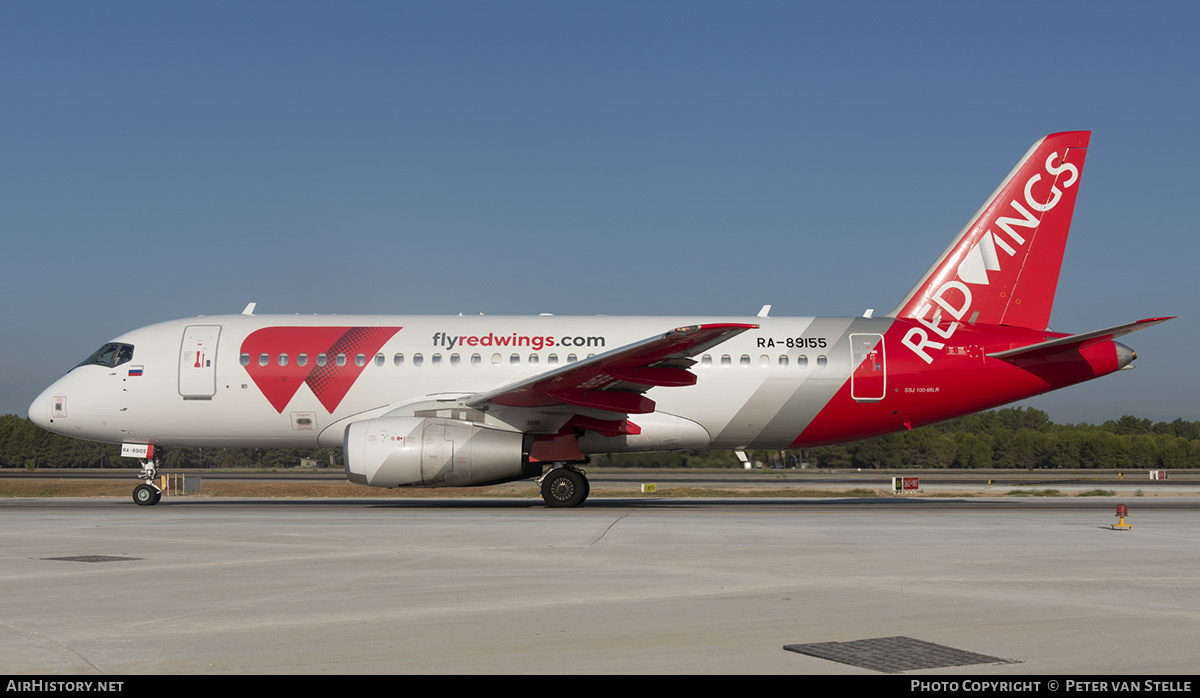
[240, 327, 401, 413]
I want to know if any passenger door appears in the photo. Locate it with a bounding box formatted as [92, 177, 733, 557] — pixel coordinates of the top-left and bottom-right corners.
[850, 333, 886, 402]
[179, 325, 221, 399]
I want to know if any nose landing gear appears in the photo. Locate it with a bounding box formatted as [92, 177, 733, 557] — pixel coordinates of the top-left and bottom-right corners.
[133, 459, 162, 506]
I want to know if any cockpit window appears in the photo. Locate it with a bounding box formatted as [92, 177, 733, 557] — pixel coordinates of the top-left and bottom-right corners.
[77, 343, 135, 369]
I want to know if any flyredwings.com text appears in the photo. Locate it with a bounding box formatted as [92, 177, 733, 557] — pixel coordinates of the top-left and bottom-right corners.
[431, 332, 605, 352]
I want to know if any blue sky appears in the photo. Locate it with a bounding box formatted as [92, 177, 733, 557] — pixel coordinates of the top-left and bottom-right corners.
[2, 1, 1196, 423]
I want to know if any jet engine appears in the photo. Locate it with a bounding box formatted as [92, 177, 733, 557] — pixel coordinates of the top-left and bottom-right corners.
[343, 417, 536, 488]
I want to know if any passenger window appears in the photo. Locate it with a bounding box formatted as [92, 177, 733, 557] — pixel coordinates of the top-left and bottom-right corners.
[491, 353, 502, 365]
[510, 353, 520, 365]
[259, 353, 269, 367]
[548, 354, 559, 365]
[721, 354, 731, 367]
[318, 353, 328, 367]
[336, 353, 346, 367]
[355, 353, 366, 367]
[740, 355, 750, 367]
[797, 355, 808, 368]
[431, 353, 442, 366]
[817, 354, 827, 367]
[278, 353, 288, 367]
[240, 353, 250, 367]
[471, 354, 481, 366]
[374, 353, 384, 367]
[528, 354, 539, 365]
[760, 355, 769, 368]
[701, 354, 712, 367]
[567, 354, 577, 363]
[450, 354, 461, 366]
[413, 353, 424, 367]
[298, 353, 308, 367]
[778, 355, 788, 367]
[394, 353, 404, 366]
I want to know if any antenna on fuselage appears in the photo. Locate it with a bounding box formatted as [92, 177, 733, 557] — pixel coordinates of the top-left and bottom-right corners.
[242, 302, 257, 316]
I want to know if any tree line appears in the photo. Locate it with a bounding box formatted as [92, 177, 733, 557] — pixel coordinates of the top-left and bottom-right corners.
[0, 413, 340, 471]
[798, 409, 1200, 470]
[2, 408, 1199, 470]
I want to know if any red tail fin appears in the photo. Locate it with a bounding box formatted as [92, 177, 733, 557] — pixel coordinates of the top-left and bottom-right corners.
[889, 131, 1090, 330]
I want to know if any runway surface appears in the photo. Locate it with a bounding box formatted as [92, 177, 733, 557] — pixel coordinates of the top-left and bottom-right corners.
[2, 495, 1197, 675]
[8, 467, 1199, 488]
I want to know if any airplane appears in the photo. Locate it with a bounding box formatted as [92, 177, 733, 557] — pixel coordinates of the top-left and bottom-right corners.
[27, 131, 1173, 507]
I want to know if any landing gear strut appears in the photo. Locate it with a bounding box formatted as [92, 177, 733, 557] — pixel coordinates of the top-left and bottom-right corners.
[133, 459, 162, 506]
[539, 465, 590, 508]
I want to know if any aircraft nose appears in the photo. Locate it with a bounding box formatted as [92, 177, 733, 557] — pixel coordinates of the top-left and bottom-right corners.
[1115, 341, 1137, 369]
[26, 371, 120, 441]
[28, 385, 53, 430]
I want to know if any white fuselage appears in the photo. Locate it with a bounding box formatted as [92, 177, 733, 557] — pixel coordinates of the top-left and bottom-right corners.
[29, 313, 883, 453]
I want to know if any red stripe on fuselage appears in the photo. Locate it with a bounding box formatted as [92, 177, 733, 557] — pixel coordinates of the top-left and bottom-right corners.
[790, 321, 1119, 448]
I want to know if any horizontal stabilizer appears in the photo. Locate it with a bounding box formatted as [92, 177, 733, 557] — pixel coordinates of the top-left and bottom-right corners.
[986, 317, 1175, 361]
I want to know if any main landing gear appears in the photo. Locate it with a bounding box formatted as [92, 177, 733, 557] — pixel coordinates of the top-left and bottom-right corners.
[538, 465, 590, 508]
[132, 459, 162, 506]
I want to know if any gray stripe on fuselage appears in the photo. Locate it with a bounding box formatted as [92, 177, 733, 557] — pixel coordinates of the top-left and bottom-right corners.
[711, 317, 894, 448]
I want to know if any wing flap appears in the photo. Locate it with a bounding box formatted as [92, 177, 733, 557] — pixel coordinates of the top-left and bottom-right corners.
[466, 323, 756, 412]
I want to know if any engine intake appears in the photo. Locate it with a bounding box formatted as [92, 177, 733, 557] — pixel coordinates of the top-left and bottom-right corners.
[344, 417, 535, 487]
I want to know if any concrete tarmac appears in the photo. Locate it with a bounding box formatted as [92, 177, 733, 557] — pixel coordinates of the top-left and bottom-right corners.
[1, 496, 1197, 675]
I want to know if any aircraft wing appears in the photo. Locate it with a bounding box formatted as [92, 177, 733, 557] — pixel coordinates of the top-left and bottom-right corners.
[465, 323, 757, 431]
[986, 317, 1175, 361]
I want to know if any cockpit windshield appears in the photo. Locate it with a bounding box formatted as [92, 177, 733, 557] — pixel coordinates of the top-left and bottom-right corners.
[77, 343, 135, 369]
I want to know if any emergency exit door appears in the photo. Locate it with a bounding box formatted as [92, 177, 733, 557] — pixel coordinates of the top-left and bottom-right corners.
[850, 333, 886, 402]
[179, 325, 221, 398]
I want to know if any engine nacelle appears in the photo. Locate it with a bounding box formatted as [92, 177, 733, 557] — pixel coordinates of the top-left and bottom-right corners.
[344, 417, 535, 488]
